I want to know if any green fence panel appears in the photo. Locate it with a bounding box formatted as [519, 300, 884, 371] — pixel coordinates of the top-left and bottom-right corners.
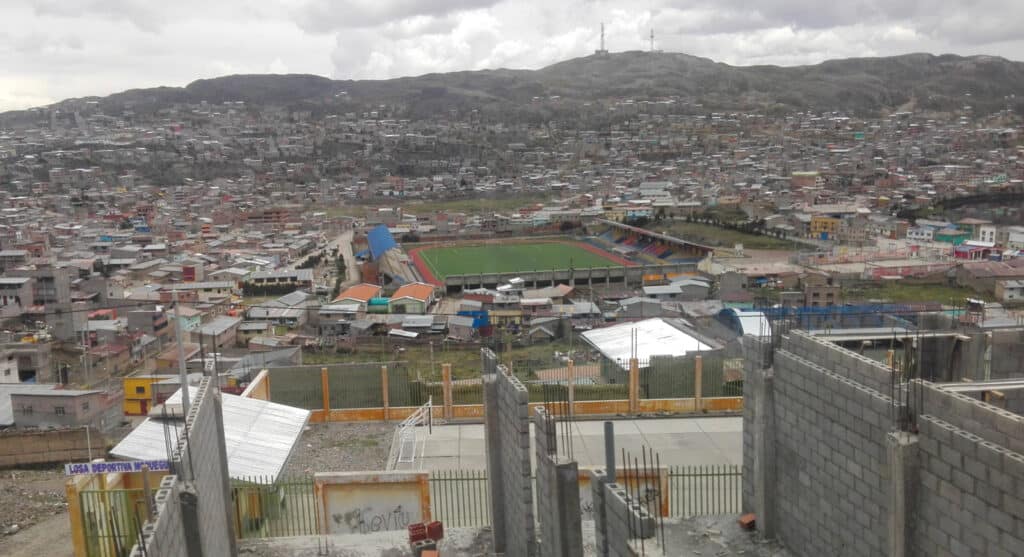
[80, 489, 147, 557]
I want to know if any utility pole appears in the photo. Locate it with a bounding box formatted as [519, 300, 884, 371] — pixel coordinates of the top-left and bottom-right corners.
[173, 289, 190, 415]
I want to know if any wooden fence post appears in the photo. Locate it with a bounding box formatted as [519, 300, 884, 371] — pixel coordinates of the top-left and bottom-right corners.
[442, 364, 453, 420]
[628, 357, 640, 414]
[381, 365, 390, 421]
[694, 355, 703, 413]
[320, 367, 330, 415]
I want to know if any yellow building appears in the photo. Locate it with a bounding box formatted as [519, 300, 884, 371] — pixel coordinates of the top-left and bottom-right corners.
[810, 216, 841, 240]
[122, 374, 178, 415]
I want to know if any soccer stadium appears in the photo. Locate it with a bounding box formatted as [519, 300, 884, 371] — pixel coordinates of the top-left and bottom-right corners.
[408, 240, 633, 283]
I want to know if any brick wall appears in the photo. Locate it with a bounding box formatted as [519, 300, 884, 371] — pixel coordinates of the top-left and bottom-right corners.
[0, 427, 105, 467]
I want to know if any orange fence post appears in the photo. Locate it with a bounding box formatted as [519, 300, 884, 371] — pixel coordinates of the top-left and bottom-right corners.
[628, 357, 639, 414]
[694, 355, 703, 413]
[442, 364, 453, 420]
[66, 477, 87, 557]
[320, 367, 330, 414]
[381, 365, 390, 421]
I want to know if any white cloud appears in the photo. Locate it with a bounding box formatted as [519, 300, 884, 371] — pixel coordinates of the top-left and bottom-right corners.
[1, 0, 1023, 111]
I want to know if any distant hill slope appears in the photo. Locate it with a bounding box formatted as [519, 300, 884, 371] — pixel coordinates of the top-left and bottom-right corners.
[4, 51, 1023, 124]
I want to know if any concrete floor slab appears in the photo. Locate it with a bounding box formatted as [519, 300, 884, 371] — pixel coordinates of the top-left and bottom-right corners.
[395, 417, 742, 471]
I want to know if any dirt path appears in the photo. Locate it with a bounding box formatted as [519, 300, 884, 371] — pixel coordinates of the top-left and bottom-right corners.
[0, 468, 72, 557]
[0, 512, 73, 557]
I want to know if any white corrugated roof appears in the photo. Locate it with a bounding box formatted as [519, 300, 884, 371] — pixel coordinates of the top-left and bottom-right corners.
[581, 318, 710, 367]
[111, 387, 309, 481]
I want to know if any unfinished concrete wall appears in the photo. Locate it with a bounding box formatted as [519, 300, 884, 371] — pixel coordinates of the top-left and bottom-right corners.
[533, 406, 582, 557]
[133, 476, 186, 557]
[747, 331, 1024, 557]
[589, 468, 657, 557]
[130, 378, 237, 557]
[909, 382, 1024, 556]
[482, 349, 536, 556]
[769, 342, 894, 557]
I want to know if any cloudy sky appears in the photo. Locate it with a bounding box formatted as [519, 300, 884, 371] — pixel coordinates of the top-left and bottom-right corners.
[2, 0, 1023, 111]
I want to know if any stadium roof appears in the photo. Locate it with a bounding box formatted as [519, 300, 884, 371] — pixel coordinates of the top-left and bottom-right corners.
[367, 224, 398, 261]
[581, 318, 711, 367]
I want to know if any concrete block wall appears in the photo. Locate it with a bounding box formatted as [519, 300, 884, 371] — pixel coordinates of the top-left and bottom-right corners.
[129, 476, 183, 557]
[173, 379, 236, 557]
[918, 380, 1024, 455]
[784, 330, 894, 394]
[483, 349, 536, 556]
[767, 346, 895, 557]
[534, 406, 583, 557]
[129, 379, 237, 557]
[603, 481, 656, 557]
[912, 414, 1024, 556]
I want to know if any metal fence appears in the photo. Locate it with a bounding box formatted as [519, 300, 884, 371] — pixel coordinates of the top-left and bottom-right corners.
[429, 469, 492, 527]
[232, 476, 320, 539]
[668, 464, 742, 517]
[80, 488, 147, 557]
[427, 465, 742, 528]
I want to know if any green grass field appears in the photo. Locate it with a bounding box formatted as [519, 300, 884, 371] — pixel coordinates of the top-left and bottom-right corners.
[416, 242, 621, 280]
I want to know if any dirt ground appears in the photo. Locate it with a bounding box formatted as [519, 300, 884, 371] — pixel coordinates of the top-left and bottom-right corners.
[0, 467, 73, 557]
[282, 421, 396, 477]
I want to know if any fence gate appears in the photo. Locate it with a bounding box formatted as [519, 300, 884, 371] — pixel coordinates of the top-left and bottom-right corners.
[79, 489, 146, 557]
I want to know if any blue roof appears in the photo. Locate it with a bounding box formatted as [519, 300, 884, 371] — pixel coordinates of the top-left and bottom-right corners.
[367, 225, 398, 261]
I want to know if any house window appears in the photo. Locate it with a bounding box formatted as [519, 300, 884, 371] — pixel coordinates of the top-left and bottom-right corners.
[54, 406, 65, 416]
[135, 386, 146, 394]
[82, 402, 90, 411]
[22, 405, 32, 415]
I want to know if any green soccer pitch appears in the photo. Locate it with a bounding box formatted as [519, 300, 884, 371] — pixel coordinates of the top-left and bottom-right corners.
[410, 241, 631, 282]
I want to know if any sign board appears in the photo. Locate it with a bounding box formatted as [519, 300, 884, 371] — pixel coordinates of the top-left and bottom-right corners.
[65, 460, 170, 476]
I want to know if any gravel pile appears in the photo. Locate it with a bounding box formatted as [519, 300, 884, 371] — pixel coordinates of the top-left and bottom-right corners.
[0, 468, 68, 535]
[283, 421, 395, 477]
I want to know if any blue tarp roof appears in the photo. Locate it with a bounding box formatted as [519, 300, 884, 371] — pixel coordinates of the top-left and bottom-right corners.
[367, 225, 398, 261]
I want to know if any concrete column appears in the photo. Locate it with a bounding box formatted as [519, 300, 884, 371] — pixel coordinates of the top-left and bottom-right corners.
[694, 355, 703, 412]
[886, 431, 918, 557]
[442, 364, 453, 419]
[567, 359, 576, 418]
[628, 358, 640, 414]
[320, 367, 330, 414]
[380, 365, 390, 421]
[750, 364, 776, 539]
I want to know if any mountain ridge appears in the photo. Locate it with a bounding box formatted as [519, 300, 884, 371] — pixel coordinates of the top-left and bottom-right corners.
[4, 51, 1024, 123]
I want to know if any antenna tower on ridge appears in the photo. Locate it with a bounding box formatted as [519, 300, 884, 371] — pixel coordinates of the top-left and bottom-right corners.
[595, 22, 609, 56]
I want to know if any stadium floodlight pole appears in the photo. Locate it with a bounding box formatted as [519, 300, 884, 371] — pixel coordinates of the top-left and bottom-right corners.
[173, 289, 190, 416]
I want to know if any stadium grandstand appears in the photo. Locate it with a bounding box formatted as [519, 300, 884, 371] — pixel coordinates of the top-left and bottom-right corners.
[588, 219, 715, 264]
[356, 224, 422, 288]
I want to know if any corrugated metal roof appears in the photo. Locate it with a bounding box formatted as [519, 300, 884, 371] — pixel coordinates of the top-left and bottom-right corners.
[581, 318, 710, 367]
[110, 387, 310, 481]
